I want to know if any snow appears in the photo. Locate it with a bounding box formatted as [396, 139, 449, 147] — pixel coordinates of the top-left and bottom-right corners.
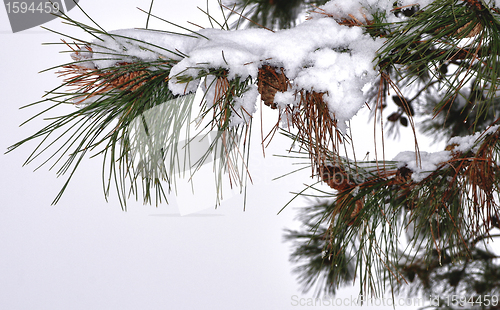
[447, 125, 500, 153]
[274, 91, 297, 110]
[393, 150, 451, 182]
[89, 29, 200, 69]
[308, 0, 374, 22]
[308, 0, 435, 23]
[79, 0, 495, 129]
[83, 11, 384, 129]
[229, 84, 259, 126]
[392, 125, 500, 183]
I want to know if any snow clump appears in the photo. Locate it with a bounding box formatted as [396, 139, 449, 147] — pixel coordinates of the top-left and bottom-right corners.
[80, 0, 462, 128]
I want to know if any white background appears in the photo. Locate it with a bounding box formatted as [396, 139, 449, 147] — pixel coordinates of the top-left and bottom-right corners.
[0, 1, 438, 309]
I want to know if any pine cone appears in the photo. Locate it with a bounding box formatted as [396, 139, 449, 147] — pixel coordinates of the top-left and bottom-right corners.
[257, 65, 289, 109]
[320, 165, 355, 191]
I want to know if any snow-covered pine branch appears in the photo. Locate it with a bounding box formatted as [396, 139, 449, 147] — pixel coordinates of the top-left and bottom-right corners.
[78, 6, 384, 130]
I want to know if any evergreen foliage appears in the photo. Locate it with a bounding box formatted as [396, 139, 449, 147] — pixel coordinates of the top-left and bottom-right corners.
[8, 0, 500, 307]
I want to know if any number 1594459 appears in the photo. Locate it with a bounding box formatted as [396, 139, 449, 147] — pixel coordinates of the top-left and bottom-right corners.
[5, 2, 60, 14]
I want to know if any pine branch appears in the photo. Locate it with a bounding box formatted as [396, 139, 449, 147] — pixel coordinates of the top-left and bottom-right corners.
[284, 124, 500, 297]
[9, 0, 500, 301]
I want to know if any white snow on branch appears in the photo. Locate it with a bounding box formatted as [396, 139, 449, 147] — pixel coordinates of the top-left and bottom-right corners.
[85, 13, 383, 128]
[309, 0, 435, 23]
[393, 151, 451, 182]
[89, 29, 200, 68]
[447, 125, 500, 153]
[76, 0, 499, 128]
[80, 0, 468, 128]
[230, 84, 259, 126]
[274, 91, 297, 110]
[393, 125, 500, 182]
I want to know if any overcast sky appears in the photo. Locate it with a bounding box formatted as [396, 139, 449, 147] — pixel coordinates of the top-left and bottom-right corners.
[0, 1, 440, 309]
